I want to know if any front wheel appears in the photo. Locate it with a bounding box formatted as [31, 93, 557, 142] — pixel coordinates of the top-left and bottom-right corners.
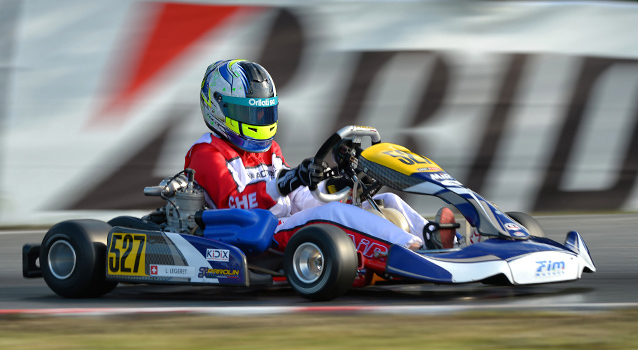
[40, 220, 117, 298]
[283, 224, 358, 301]
[506, 211, 546, 238]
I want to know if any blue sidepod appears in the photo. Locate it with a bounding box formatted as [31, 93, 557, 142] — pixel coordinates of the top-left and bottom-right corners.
[198, 208, 278, 255]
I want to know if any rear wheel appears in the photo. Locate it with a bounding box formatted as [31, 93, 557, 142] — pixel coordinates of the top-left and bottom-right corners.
[40, 220, 117, 298]
[506, 211, 546, 238]
[283, 224, 358, 301]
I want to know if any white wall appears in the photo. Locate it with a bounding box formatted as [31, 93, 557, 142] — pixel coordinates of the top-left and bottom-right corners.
[2, 0, 638, 225]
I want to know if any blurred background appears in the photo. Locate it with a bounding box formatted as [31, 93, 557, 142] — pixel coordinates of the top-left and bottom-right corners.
[1, 0, 638, 226]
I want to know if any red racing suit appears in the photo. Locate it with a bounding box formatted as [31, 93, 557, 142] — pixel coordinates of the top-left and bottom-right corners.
[184, 133, 321, 216]
[185, 133, 424, 254]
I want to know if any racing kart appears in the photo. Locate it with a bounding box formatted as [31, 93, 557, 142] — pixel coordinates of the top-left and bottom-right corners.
[23, 125, 596, 301]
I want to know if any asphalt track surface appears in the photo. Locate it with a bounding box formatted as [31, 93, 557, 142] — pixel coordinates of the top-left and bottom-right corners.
[1, 214, 637, 313]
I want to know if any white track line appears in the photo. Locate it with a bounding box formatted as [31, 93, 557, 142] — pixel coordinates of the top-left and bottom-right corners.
[0, 230, 46, 235]
[2, 303, 638, 316]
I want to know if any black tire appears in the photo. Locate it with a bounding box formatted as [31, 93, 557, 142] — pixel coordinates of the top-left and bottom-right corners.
[40, 220, 118, 298]
[506, 211, 546, 238]
[283, 224, 358, 301]
[108, 216, 161, 231]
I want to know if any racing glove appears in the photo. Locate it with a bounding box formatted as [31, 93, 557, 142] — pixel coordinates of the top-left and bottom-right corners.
[326, 174, 380, 198]
[276, 158, 326, 196]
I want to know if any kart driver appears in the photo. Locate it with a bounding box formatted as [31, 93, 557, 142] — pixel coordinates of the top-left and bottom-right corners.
[185, 59, 455, 253]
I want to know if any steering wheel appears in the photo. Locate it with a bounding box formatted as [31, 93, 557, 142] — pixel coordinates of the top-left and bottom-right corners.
[309, 126, 381, 203]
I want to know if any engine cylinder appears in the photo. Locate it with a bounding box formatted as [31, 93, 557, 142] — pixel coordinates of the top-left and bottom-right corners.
[166, 191, 205, 233]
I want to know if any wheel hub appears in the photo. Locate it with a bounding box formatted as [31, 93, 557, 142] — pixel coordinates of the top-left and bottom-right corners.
[292, 242, 324, 284]
[48, 240, 77, 280]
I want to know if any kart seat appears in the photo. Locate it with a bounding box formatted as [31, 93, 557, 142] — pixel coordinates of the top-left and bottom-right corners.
[195, 208, 278, 256]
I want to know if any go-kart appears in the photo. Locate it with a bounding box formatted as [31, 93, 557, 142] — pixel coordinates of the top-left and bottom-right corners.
[22, 125, 596, 301]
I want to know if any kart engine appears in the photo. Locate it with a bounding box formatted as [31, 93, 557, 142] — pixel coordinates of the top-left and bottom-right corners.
[143, 168, 205, 234]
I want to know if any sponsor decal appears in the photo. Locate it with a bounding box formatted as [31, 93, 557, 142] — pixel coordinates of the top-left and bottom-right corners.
[206, 249, 230, 262]
[245, 166, 276, 181]
[248, 98, 277, 107]
[535, 260, 566, 277]
[430, 173, 453, 181]
[198, 267, 240, 279]
[417, 167, 441, 171]
[150, 264, 194, 278]
[505, 223, 527, 237]
[505, 223, 521, 231]
[347, 234, 388, 258]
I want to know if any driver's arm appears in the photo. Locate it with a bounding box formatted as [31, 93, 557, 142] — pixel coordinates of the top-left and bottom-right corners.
[288, 183, 327, 214]
[274, 158, 324, 196]
[268, 157, 327, 214]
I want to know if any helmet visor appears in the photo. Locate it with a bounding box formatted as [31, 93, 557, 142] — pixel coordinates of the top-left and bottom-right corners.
[220, 95, 278, 126]
[226, 118, 277, 140]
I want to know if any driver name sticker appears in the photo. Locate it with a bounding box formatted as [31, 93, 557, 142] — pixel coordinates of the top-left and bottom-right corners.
[108, 233, 147, 276]
[150, 264, 195, 278]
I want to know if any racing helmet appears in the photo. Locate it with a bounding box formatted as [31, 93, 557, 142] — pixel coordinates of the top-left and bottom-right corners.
[200, 59, 278, 152]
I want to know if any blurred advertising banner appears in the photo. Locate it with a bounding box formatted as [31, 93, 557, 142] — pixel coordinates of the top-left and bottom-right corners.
[2, 0, 638, 225]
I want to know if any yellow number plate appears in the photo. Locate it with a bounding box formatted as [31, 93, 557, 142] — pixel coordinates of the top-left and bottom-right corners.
[107, 233, 147, 276]
[360, 143, 442, 175]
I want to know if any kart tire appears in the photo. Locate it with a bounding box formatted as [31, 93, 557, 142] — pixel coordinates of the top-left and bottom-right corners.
[40, 220, 117, 298]
[506, 211, 546, 238]
[283, 224, 357, 301]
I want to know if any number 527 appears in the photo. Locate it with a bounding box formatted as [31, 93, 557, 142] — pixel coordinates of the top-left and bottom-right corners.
[108, 233, 147, 276]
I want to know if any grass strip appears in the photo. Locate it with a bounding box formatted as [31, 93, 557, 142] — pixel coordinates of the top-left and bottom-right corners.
[1, 309, 637, 349]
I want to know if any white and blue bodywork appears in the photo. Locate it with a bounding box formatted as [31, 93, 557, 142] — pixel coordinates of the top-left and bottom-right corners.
[387, 231, 595, 285]
[389, 170, 596, 285]
[22, 125, 596, 301]
[101, 209, 279, 287]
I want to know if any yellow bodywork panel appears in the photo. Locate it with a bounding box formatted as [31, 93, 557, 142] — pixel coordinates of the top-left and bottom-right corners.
[360, 143, 442, 175]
